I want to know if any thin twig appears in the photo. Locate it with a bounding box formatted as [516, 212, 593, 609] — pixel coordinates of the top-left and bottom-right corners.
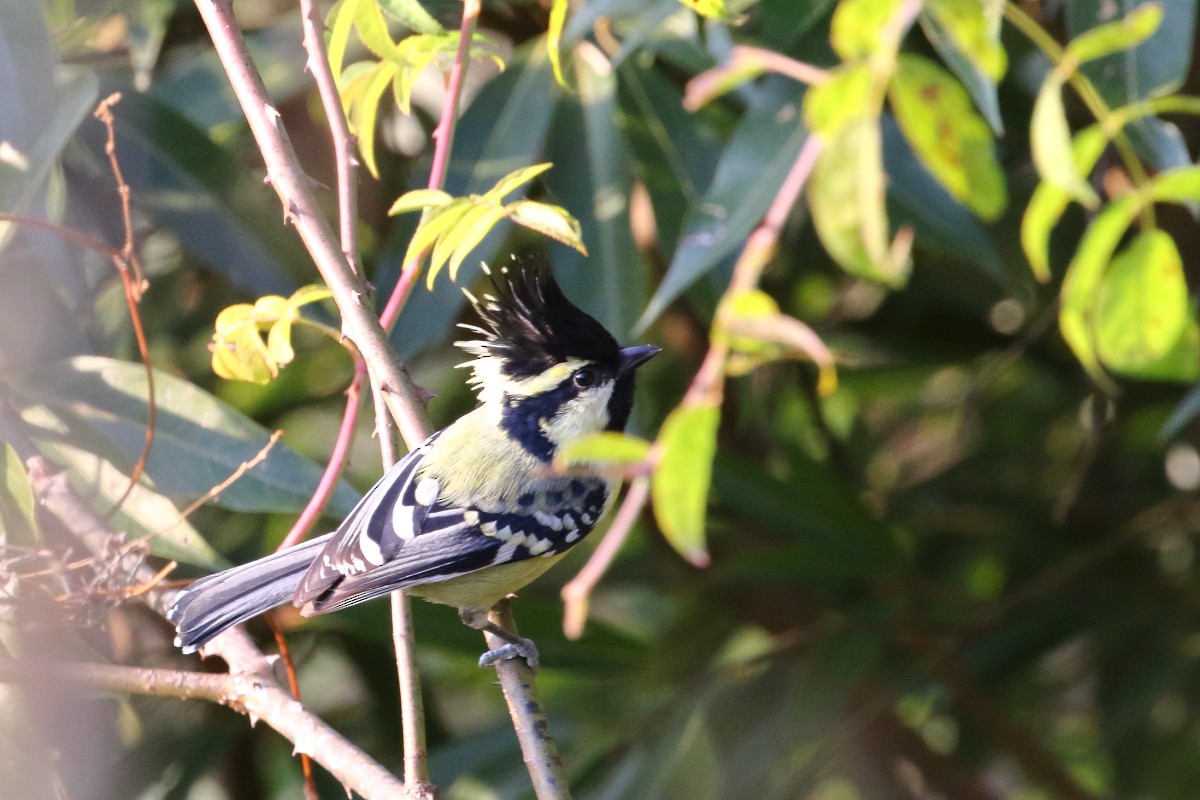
[486, 600, 571, 800]
[268, 615, 319, 800]
[192, 0, 430, 449]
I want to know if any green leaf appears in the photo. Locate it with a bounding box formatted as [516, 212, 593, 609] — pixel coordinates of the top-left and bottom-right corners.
[1020, 124, 1109, 282]
[0, 444, 39, 546]
[809, 115, 911, 286]
[354, 0, 398, 59]
[353, 61, 400, 179]
[830, 0, 906, 60]
[888, 54, 1005, 220]
[1149, 165, 1200, 202]
[1059, 193, 1144, 379]
[652, 403, 719, 567]
[388, 188, 455, 215]
[920, 2, 1003, 132]
[325, 0, 361, 81]
[676, 0, 733, 20]
[446, 203, 509, 281]
[485, 162, 554, 202]
[504, 200, 588, 254]
[407, 198, 476, 287]
[803, 64, 872, 137]
[547, 0, 570, 87]
[556, 433, 652, 468]
[12, 356, 361, 516]
[1095, 230, 1195, 381]
[1030, 76, 1099, 208]
[376, 0, 444, 35]
[1065, 3, 1162, 65]
[921, 0, 1006, 80]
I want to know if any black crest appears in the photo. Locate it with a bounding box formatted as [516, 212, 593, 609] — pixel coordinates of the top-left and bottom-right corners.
[465, 263, 619, 379]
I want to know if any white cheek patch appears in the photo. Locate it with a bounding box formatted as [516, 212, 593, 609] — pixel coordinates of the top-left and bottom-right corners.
[541, 382, 615, 448]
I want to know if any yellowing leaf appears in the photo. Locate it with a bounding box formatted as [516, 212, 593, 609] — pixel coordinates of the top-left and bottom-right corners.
[1031, 76, 1099, 208]
[448, 203, 509, 281]
[486, 162, 554, 202]
[388, 188, 454, 215]
[830, 0, 906, 60]
[1021, 125, 1108, 282]
[889, 54, 1006, 220]
[1095, 230, 1194, 380]
[809, 117, 911, 286]
[556, 432, 653, 468]
[676, 0, 733, 21]
[652, 402, 719, 567]
[547, 0, 570, 88]
[923, 0, 1006, 80]
[505, 200, 588, 254]
[1066, 3, 1162, 65]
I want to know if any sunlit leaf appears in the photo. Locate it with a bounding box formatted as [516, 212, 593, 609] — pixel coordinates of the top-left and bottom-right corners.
[830, 0, 905, 60]
[388, 188, 455, 216]
[922, 0, 1006, 80]
[353, 0, 398, 59]
[377, 0, 444, 35]
[888, 54, 1005, 220]
[1065, 3, 1162, 65]
[1021, 124, 1108, 282]
[1149, 165, 1200, 202]
[809, 115, 911, 286]
[1030, 76, 1099, 208]
[447, 203, 509, 281]
[676, 0, 733, 21]
[485, 162, 554, 202]
[212, 303, 275, 384]
[354, 61, 400, 178]
[548, 0, 570, 87]
[556, 433, 652, 468]
[505, 200, 587, 254]
[803, 64, 872, 136]
[0, 444, 39, 546]
[1095, 230, 1194, 380]
[406, 199, 476, 287]
[325, 0, 361, 81]
[652, 402, 719, 567]
[1059, 193, 1144, 379]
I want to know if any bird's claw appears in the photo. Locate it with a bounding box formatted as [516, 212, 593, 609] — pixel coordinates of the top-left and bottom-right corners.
[478, 637, 539, 670]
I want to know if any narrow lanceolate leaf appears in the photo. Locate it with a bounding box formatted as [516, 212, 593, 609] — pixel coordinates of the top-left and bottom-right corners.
[353, 0, 399, 59]
[0, 443, 39, 546]
[1095, 230, 1196, 381]
[505, 200, 587, 254]
[325, 0, 362, 82]
[354, 61, 400, 179]
[447, 203, 509, 281]
[1065, 3, 1162, 65]
[388, 188, 455, 215]
[809, 116, 911, 286]
[889, 54, 1005, 220]
[409, 199, 476, 287]
[922, 0, 1006, 80]
[830, 0, 906, 60]
[1031, 76, 1099, 208]
[1059, 193, 1144, 379]
[486, 162, 554, 202]
[652, 403, 719, 567]
[376, 0, 444, 35]
[547, 0, 570, 88]
[556, 433, 653, 469]
[1021, 125, 1108, 282]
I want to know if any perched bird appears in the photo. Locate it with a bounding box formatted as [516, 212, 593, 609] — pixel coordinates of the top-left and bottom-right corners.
[168, 264, 659, 667]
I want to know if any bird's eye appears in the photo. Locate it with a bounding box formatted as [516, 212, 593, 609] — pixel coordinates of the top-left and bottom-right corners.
[572, 368, 596, 389]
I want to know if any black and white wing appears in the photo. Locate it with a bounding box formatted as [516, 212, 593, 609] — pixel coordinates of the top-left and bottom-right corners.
[292, 432, 610, 615]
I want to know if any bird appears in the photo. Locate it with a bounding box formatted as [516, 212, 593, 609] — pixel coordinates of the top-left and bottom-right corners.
[167, 263, 660, 668]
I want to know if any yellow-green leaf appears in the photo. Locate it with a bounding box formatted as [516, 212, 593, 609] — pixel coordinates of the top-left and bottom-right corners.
[353, 61, 399, 179]
[923, 0, 1006, 80]
[1149, 165, 1200, 202]
[830, 0, 905, 60]
[676, 0, 733, 20]
[485, 162, 554, 202]
[803, 64, 872, 137]
[388, 188, 455, 216]
[1021, 124, 1108, 282]
[556, 432, 652, 468]
[0, 443, 39, 546]
[1066, 3, 1162, 65]
[325, 0, 362, 82]
[447, 203, 509, 281]
[1095, 230, 1193, 379]
[547, 0, 570, 88]
[1059, 193, 1145, 379]
[1031, 76, 1099, 208]
[376, 0, 444, 36]
[809, 117, 911, 286]
[889, 54, 1005, 220]
[652, 402, 719, 567]
[353, 0, 398, 59]
[404, 199, 475, 287]
[505, 200, 588, 254]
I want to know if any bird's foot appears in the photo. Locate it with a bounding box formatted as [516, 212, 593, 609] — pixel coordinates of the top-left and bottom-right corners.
[478, 637, 539, 670]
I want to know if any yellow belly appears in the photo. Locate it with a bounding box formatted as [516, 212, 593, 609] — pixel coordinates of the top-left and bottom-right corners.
[406, 552, 569, 612]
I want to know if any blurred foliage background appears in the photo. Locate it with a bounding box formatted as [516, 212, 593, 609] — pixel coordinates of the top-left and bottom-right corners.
[3, 0, 1200, 799]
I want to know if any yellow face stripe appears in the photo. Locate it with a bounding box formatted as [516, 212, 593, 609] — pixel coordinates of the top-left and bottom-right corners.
[499, 358, 588, 397]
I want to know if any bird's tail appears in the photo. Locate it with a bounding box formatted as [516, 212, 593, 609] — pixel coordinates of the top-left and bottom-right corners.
[167, 533, 332, 653]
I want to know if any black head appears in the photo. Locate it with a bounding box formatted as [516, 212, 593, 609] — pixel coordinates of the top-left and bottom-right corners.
[465, 263, 621, 379]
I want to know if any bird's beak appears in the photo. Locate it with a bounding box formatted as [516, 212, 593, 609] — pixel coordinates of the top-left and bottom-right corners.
[618, 345, 661, 374]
